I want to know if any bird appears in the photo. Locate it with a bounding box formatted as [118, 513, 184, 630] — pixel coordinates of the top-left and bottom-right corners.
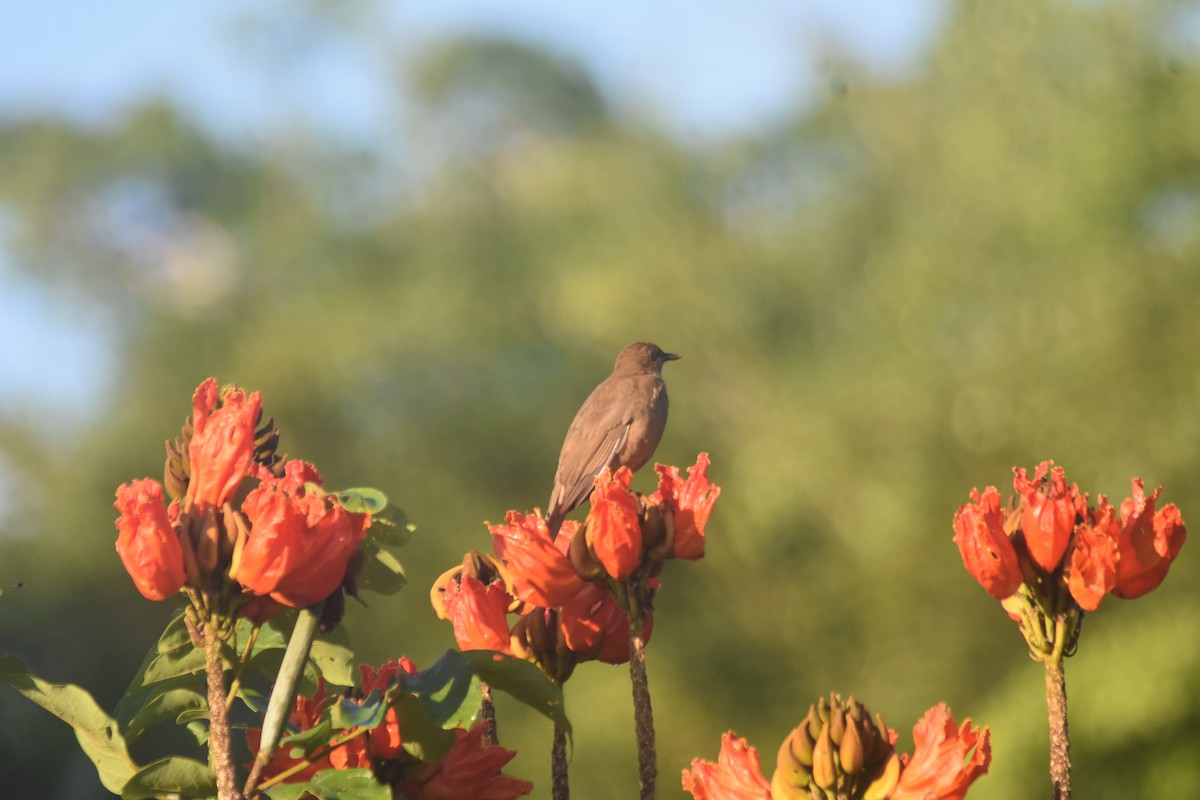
[546, 342, 680, 538]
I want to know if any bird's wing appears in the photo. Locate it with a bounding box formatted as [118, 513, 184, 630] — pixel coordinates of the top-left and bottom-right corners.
[549, 410, 633, 520]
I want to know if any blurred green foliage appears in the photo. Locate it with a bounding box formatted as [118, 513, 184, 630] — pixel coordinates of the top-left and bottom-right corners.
[2, 0, 1199, 797]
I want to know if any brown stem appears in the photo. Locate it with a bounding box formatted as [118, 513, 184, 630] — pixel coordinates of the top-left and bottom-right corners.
[552, 724, 570, 800]
[1044, 655, 1071, 800]
[627, 603, 656, 800]
[204, 622, 244, 800]
[480, 680, 498, 746]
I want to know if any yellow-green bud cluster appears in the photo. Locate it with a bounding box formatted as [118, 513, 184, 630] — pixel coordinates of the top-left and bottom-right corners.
[771, 693, 900, 800]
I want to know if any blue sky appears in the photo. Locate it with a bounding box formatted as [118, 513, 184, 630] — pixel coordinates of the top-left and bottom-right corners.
[0, 0, 944, 421]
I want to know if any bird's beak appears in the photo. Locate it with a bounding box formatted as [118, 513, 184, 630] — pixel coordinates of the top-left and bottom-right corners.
[663, 352, 681, 362]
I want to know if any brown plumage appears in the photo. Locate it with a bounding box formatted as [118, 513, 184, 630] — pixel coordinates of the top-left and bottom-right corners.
[546, 342, 680, 538]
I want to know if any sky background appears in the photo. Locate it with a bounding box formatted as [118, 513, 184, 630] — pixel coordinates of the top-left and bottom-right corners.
[0, 0, 945, 422]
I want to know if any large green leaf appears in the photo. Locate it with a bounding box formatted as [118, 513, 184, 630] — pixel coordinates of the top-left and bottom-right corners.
[464, 650, 571, 736]
[0, 656, 139, 793]
[394, 694, 456, 763]
[120, 756, 216, 800]
[356, 540, 408, 596]
[263, 768, 390, 800]
[405, 649, 481, 730]
[308, 627, 357, 688]
[366, 506, 416, 548]
[124, 685, 208, 742]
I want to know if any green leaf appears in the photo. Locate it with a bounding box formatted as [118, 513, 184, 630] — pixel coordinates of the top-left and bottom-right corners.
[329, 692, 387, 731]
[309, 629, 357, 688]
[394, 694, 457, 763]
[280, 717, 335, 758]
[263, 767, 390, 800]
[406, 649, 481, 730]
[124, 686, 208, 742]
[0, 656, 139, 793]
[465, 650, 572, 737]
[334, 487, 389, 515]
[356, 540, 408, 596]
[367, 507, 416, 547]
[116, 608, 199, 727]
[120, 756, 216, 800]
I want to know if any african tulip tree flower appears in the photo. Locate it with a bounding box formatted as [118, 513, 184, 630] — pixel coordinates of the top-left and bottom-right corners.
[1113, 479, 1187, 599]
[489, 511, 584, 609]
[114, 478, 188, 600]
[1013, 462, 1084, 573]
[681, 733, 772, 800]
[952, 486, 1022, 601]
[233, 460, 371, 607]
[402, 722, 533, 800]
[650, 451, 721, 560]
[584, 467, 643, 580]
[184, 377, 262, 509]
[892, 704, 991, 800]
[432, 552, 520, 655]
[955, 461, 1186, 614]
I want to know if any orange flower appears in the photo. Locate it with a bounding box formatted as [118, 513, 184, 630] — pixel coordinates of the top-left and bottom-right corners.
[584, 467, 643, 580]
[435, 558, 517, 655]
[651, 452, 720, 560]
[893, 704, 991, 800]
[681, 732, 773, 800]
[952, 486, 1022, 600]
[403, 721, 533, 800]
[1066, 499, 1119, 611]
[185, 378, 261, 509]
[1113, 479, 1187, 599]
[358, 659, 417, 761]
[559, 581, 653, 665]
[233, 461, 370, 607]
[1013, 461, 1083, 572]
[114, 479, 187, 601]
[489, 511, 584, 608]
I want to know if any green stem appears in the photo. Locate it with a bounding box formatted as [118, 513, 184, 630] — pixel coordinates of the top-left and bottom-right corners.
[225, 624, 261, 714]
[244, 603, 323, 798]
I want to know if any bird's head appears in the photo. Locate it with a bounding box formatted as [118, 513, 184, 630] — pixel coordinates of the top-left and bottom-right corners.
[615, 342, 681, 375]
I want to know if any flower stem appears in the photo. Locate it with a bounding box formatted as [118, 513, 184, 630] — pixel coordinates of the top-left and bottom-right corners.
[480, 680, 497, 745]
[552, 724, 570, 800]
[244, 603, 323, 797]
[203, 619, 244, 800]
[1044, 654, 1071, 800]
[626, 590, 656, 800]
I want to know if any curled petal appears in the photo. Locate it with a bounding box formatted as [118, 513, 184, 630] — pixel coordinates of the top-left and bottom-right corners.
[114, 479, 187, 601]
[585, 467, 643, 580]
[409, 721, 533, 800]
[952, 486, 1023, 600]
[490, 511, 583, 608]
[893, 704, 991, 800]
[1114, 479, 1187, 599]
[682, 732, 773, 800]
[441, 572, 517, 654]
[1014, 461, 1083, 572]
[186, 378, 261, 508]
[652, 452, 721, 560]
[1066, 498, 1119, 610]
[233, 460, 370, 606]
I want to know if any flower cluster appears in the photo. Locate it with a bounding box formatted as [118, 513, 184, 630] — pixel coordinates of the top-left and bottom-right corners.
[953, 461, 1186, 612]
[246, 658, 533, 799]
[113, 378, 371, 621]
[683, 698, 990, 800]
[432, 454, 718, 682]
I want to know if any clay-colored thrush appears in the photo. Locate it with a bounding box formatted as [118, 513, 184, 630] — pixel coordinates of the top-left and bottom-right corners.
[546, 342, 680, 538]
